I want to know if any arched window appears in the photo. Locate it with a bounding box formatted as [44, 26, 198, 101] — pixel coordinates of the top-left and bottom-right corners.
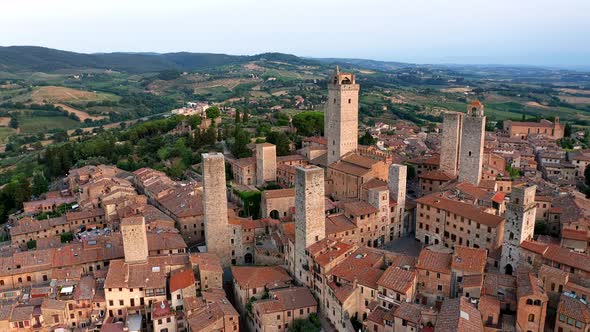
[526, 299, 533, 305]
[533, 300, 541, 306]
[528, 314, 535, 322]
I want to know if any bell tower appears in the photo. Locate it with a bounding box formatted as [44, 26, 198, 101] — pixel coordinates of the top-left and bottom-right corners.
[325, 66, 360, 165]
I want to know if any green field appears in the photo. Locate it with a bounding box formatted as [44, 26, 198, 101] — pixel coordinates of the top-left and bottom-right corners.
[17, 116, 81, 134]
[0, 127, 16, 143]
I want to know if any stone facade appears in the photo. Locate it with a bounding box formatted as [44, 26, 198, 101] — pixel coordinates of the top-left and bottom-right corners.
[294, 166, 325, 285]
[440, 112, 463, 177]
[459, 102, 486, 186]
[202, 153, 232, 267]
[121, 216, 149, 264]
[501, 184, 537, 275]
[325, 67, 360, 165]
[388, 164, 407, 238]
[256, 143, 277, 186]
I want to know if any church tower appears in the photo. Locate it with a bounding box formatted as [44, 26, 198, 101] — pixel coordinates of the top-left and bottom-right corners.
[500, 184, 537, 275]
[294, 166, 325, 285]
[325, 66, 360, 165]
[459, 101, 486, 185]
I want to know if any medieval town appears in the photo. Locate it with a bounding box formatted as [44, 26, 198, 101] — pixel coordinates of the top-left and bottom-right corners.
[2, 67, 589, 332]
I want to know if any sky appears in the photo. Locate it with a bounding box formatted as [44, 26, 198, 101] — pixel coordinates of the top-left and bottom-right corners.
[2, 0, 590, 67]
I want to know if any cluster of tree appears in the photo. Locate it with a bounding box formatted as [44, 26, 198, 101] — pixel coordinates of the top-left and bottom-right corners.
[292, 111, 323, 136]
[358, 131, 376, 146]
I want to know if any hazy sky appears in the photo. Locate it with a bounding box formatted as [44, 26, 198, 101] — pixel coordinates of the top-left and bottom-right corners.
[2, 0, 590, 67]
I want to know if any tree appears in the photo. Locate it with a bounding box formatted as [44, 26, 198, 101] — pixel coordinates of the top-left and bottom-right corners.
[292, 111, 324, 136]
[242, 111, 249, 123]
[234, 109, 241, 124]
[585, 164, 590, 187]
[564, 123, 573, 137]
[206, 106, 220, 119]
[32, 171, 49, 197]
[8, 116, 18, 129]
[358, 131, 376, 146]
[203, 126, 217, 145]
[231, 127, 252, 158]
[266, 131, 291, 156]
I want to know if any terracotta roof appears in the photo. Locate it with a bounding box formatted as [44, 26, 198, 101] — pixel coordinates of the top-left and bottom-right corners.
[170, 268, 196, 293]
[308, 238, 354, 268]
[330, 247, 385, 289]
[377, 266, 416, 293]
[362, 178, 388, 190]
[231, 266, 291, 289]
[325, 214, 357, 235]
[262, 188, 295, 199]
[416, 194, 504, 227]
[254, 287, 317, 314]
[435, 297, 484, 332]
[151, 300, 173, 319]
[557, 294, 590, 324]
[451, 246, 487, 274]
[419, 170, 455, 181]
[416, 248, 451, 274]
[462, 274, 484, 289]
[543, 245, 590, 273]
[562, 228, 589, 241]
[478, 295, 500, 319]
[190, 253, 223, 273]
[520, 240, 549, 255]
[343, 201, 379, 216]
[393, 302, 421, 324]
[327, 281, 356, 303]
[516, 269, 548, 300]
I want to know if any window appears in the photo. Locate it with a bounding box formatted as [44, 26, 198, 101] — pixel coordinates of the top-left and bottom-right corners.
[528, 314, 534, 322]
[437, 285, 443, 291]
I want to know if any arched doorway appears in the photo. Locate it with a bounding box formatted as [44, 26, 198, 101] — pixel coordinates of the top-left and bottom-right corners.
[245, 253, 253, 264]
[505, 264, 513, 275]
[270, 210, 280, 220]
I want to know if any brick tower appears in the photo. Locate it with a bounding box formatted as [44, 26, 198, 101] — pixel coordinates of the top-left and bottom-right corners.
[294, 166, 325, 285]
[459, 101, 486, 185]
[325, 66, 360, 165]
[121, 216, 149, 264]
[500, 184, 537, 275]
[256, 143, 277, 186]
[202, 152, 232, 267]
[440, 112, 463, 177]
[388, 164, 407, 238]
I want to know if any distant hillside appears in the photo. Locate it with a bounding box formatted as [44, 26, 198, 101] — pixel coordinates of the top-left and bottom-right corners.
[0, 46, 319, 74]
[314, 57, 412, 71]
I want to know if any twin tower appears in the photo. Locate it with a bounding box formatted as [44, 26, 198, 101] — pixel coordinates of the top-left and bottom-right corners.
[440, 101, 486, 186]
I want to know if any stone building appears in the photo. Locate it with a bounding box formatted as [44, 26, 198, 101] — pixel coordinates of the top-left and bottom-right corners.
[440, 111, 463, 177]
[504, 117, 565, 140]
[121, 216, 149, 264]
[325, 66, 360, 165]
[501, 184, 537, 275]
[327, 153, 388, 202]
[388, 164, 408, 238]
[294, 166, 325, 286]
[202, 153, 232, 267]
[458, 101, 486, 186]
[256, 143, 277, 186]
[251, 287, 317, 332]
[516, 269, 548, 332]
[261, 188, 295, 220]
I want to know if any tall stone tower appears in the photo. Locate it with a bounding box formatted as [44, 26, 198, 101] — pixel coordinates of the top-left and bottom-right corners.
[202, 152, 232, 267]
[121, 216, 149, 264]
[440, 112, 463, 177]
[256, 143, 277, 186]
[325, 66, 360, 165]
[388, 164, 407, 238]
[459, 101, 486, 185]
[500, 184, 537, 275]
[367, 186, 390, 245]
[294, 166, 325, 285]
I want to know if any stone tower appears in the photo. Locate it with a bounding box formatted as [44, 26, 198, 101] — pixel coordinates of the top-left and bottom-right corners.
[500, 184, 537, 275]
[294, 166, 325, 285]
[459, 101, 486, 185]
[121, 216, 149, 264]
[388, 164, 407, 238]
[325, 66, 360, 165]
[367, 186, 390, 245]
[202, 152, 232, 267]
[440, 112, 463, 177]
[256, 143, 277, 186]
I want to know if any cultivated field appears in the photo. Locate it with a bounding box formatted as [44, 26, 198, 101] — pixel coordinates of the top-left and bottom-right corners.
[17, 115, 81, 134]
[55, 103, 107, 122]
[27, 86, 118, 104]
